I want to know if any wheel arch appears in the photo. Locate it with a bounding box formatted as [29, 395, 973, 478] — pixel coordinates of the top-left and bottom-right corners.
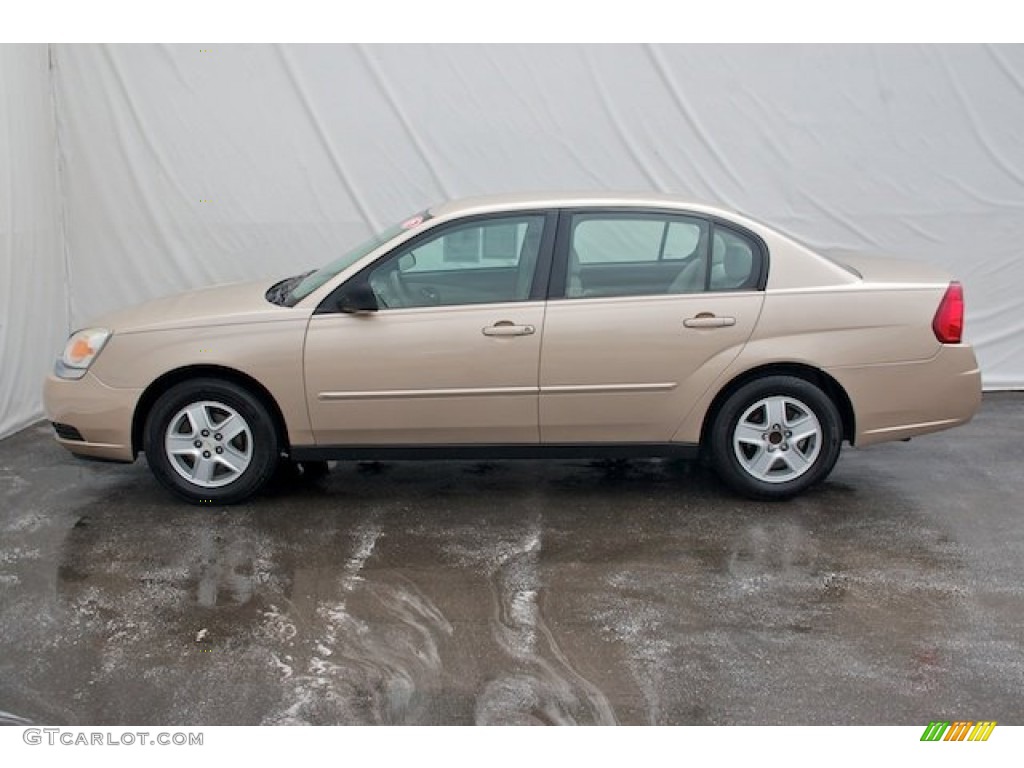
[131, 365, 291, 457]
[699, 363, 856, 451]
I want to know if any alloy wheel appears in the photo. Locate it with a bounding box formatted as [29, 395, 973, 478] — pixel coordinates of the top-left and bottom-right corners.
[164, 400, 253, 488]
[732, 395, 823, 484]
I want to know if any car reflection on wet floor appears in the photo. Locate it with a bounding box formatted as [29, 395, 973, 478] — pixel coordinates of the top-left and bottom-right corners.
[1, 395, 1022, 725]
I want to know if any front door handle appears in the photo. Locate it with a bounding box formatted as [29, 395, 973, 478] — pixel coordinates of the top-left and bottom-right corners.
[684, 313, 736, 329]
[482, 321, 536, 337]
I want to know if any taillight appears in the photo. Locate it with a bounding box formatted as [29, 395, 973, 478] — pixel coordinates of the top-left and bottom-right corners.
[932, 281, 964, 344]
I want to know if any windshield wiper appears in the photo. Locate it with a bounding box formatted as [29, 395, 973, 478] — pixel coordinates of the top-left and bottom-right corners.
[265, 270, 315, 306]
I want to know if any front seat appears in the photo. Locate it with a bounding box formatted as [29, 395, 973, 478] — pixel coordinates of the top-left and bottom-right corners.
[668, 256, 706, 294]
[515, 220, 543, 300]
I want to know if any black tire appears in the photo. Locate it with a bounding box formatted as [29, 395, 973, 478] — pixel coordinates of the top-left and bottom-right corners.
[143, 378, 280, 505]
[709, 375, 842, 500]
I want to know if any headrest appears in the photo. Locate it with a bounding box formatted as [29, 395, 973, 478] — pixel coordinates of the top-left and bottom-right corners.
[724, 243, 752, 283]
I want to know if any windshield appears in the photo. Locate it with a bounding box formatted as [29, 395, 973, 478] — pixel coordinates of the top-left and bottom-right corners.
[283, 211, 430, 306]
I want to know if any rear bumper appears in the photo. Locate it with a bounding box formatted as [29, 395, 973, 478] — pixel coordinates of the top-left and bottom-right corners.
[43, 371, 140, 462]
[826, 344, 982, 447]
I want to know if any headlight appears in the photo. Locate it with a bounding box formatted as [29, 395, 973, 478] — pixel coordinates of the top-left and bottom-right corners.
[55, 328, 112, 380]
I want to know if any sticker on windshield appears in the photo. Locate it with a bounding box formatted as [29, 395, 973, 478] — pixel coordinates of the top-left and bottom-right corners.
[401, 215, 425, 230]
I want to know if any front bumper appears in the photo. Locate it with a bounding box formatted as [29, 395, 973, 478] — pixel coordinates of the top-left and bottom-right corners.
[43, 371, 141, 462]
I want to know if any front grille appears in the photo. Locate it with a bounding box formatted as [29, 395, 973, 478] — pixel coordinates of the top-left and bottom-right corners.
[52, 422, 84, 441]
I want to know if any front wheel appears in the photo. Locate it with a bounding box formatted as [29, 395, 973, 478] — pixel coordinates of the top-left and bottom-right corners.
[709, 376, 842, 500]
[144, 378, 280, 505]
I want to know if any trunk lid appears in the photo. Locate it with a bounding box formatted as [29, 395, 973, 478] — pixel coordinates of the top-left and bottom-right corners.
[820, 250, 953, 285]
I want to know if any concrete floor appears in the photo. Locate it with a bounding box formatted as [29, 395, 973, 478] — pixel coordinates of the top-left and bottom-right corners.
[0, 394, 1021, 725]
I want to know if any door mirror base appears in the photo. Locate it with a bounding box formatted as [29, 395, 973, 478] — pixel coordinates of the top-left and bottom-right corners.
[336, 283, 379, 314]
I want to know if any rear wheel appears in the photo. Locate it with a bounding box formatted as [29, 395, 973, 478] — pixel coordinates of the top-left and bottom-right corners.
[144, 378, 279, 505]
[709, 375, 842, 500]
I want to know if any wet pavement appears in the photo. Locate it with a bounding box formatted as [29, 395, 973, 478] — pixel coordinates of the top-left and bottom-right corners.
[1, 394, 1022, 725]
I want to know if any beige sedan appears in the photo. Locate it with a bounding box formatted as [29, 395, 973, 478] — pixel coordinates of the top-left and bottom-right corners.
[44, 193, 981, 504]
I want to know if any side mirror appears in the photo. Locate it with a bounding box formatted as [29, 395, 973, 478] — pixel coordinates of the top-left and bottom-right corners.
[336, 283, 378, 314]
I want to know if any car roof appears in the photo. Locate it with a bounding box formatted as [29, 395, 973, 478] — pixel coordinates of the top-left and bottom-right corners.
[428, 191, 741, 220]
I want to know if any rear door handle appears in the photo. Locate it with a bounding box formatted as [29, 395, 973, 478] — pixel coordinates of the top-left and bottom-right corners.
[684, 313, 736, 328]
[482, 321, 536, 337]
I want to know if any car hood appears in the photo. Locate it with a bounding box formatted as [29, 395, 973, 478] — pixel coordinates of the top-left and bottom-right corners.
[88, 278, 293, 334]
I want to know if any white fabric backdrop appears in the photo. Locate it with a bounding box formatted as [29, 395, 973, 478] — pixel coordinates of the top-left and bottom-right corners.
[3, 44, 1023, 439]
[0, 45, 68, 439]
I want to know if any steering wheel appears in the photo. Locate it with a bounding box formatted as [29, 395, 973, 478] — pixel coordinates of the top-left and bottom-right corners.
[367, 274, 393, 308]
[387, 269, 419, 307]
